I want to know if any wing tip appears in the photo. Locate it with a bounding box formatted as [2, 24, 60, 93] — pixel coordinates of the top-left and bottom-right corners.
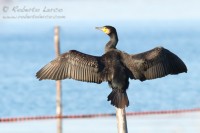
[35, 73, 42, 81]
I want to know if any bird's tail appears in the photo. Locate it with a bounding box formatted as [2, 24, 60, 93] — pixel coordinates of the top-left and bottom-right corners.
[107, 89, 129, 108]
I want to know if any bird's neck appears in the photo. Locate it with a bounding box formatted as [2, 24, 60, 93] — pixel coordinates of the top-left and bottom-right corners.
[105, 33, 118, 53]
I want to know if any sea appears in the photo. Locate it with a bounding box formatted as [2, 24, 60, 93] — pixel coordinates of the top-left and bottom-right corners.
[0, 21, 199, 117]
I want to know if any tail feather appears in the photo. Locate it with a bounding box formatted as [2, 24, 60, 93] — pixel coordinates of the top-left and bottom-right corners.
[107, 90, 129, 108]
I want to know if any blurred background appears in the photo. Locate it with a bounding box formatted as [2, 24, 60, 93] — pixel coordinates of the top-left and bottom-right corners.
[0, 0, 199, 125]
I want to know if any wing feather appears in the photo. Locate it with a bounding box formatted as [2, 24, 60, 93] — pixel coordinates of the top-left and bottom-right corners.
[36, 50, 105, 83]
[122, 47, 187, 81]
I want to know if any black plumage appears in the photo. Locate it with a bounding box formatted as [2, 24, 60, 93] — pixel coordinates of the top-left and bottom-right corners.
[36, 26, 187, 108]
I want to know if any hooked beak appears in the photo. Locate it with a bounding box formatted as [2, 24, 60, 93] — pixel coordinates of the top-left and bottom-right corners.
[95, 27, 103, 31]
[95, 26, 110, 34]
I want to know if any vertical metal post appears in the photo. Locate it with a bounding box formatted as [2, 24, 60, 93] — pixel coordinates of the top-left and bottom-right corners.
[54, 26, 62, 133]
[116, 108, 128, 133]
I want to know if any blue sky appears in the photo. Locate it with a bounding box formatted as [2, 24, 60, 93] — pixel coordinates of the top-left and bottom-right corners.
[1, 0, 200, 22]
[0, 0, 200, 35]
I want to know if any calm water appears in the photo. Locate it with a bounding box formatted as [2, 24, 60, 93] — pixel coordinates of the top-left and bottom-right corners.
[0, 21, 200, 117]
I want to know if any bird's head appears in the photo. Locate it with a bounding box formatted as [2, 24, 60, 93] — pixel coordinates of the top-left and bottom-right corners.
[96, 26, 117, 36]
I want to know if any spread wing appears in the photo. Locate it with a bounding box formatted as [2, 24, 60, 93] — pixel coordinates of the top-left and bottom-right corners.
[36, 50, 105, 83]
[122, 47, 187, 81]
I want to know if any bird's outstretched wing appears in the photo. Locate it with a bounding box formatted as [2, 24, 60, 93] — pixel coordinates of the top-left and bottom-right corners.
[36, 50, 105, 83]
[121, 47, 187, 81]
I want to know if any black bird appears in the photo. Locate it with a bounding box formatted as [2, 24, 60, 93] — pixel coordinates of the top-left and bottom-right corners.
[36, 26, 187, 108]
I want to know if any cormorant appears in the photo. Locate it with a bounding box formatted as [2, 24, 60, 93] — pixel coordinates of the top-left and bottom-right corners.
[36, 26, 187, 108]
